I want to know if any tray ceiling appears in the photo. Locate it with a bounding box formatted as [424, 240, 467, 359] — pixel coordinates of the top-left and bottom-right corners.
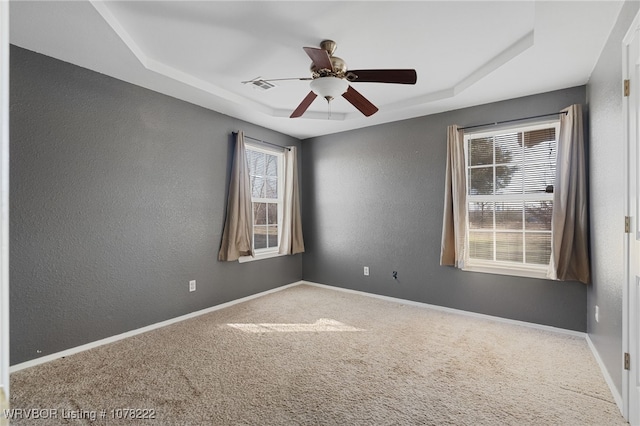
[10, 1, 624, 139]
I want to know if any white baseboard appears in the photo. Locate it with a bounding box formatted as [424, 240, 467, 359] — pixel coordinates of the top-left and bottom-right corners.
[586, 334, 624, 414]
[300, 281, 587, 338]
[10, 280, 304, 373]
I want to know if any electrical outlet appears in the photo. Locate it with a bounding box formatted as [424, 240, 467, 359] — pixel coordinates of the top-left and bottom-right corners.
[363, 266, 369, 276]
[189, 280, 196, 292]
[595, 305, 599, 323]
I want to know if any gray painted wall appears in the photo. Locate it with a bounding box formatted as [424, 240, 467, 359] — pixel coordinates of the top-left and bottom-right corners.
[586, 0, 640, 398]
[10, 31, 609, 366]
[9, 45, 302, 365]
[301, 86, 588, 331]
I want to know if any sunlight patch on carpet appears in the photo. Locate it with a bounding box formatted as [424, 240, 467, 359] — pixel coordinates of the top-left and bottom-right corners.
[227, 318, 364, 333]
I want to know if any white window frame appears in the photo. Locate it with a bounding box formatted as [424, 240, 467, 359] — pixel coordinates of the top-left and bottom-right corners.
[462, 120, 560, 279]
[239, 142, 285, 263]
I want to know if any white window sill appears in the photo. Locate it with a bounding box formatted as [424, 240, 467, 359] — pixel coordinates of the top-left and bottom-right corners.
[238, 250, 285, 263]
[462, 261, 551, 280]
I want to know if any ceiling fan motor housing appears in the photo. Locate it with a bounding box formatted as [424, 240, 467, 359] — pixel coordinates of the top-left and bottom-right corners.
[310, 56, 347, 77]
[309, 40, 347, 78]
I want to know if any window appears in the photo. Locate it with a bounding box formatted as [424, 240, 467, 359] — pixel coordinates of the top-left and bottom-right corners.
[242, 143, 284, 261]
[464, 121, 559, 278]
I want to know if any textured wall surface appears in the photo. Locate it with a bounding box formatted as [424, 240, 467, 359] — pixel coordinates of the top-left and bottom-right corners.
[586, 0, 640, 397]
[10, 46, 302, 365]
[302, 86, 588, 331]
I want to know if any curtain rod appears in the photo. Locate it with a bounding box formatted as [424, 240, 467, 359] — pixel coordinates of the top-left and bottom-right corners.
[233, 132, 291, 151]
[459, 111, 568, 131]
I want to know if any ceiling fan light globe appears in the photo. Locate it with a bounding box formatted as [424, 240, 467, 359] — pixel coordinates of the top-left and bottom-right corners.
[310, 77, 349, 101]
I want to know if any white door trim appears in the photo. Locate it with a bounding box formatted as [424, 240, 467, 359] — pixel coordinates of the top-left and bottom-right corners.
[0, 0, 10, 406]
[623, 9, 640, 425]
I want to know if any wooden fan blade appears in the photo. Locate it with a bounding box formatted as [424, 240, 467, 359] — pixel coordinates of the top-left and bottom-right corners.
[303, 47, 333, 71]
[290, 91, 318, 118]
[241, 77, 312, 84]
[347, 69, 417, 84]
[342, 85, 378, 117]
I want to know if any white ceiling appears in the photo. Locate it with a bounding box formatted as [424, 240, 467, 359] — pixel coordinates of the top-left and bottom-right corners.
[9, 1, 624, 139]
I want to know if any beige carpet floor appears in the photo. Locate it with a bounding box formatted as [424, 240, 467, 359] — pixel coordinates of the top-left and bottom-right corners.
[10, 284, 627, 425]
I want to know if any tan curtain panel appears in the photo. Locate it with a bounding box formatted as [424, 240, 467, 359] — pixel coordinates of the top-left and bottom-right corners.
[547, 104, 590, 284]
[440, 125, 467, 267]
[279, 146, 305, 255]
[218, 131, 253, 261]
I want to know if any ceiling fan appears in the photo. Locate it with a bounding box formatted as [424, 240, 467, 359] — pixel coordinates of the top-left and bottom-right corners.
[244, 40, 417, 118]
